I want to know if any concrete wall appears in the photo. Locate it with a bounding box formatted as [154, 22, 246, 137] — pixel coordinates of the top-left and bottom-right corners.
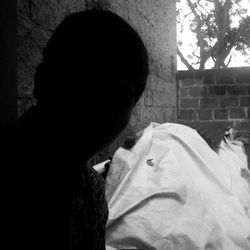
[17, 0, 177, 161]
[18, 0, 88, 114]
[177, 67, 250, 167]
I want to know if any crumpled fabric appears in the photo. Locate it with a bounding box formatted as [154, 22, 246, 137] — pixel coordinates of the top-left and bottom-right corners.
[105, 123, 250, 250]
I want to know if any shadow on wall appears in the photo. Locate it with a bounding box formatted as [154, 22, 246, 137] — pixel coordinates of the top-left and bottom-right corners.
[0, 0, 17, 125]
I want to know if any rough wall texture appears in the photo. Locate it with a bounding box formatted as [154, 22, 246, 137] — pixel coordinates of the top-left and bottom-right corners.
[102, 0, 177, 158]
[17, 0, 177, 161]
[18, 0, 88, 114]
[177, 67, 250, 167]
[109, 0, 177, 131]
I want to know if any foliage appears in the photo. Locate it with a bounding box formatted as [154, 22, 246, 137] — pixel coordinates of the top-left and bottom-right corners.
[177, 0, 250, 69]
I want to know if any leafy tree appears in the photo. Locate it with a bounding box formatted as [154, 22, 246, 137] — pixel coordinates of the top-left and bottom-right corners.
[177, 0, 250, 70]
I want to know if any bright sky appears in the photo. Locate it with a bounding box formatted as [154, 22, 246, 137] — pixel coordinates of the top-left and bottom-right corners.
[177, 0, 250, 70]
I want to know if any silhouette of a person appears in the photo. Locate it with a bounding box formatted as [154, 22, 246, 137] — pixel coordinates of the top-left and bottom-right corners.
[2, 10, 148, 249]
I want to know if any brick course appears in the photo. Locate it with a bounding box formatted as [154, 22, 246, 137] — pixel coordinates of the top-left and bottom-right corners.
[180, 78, 195, 87]
[240, 97, 250, 107]
[200, 97, 219, 108]
[220, 96, 239, 107]
[197, 109, 212, 121]
[208, 86, 226, 96]
[180, 98, 199, 108]
[179, 109, 195, 120]
[177, 67, 250, 168]
[230, 108, 246, 119]
[227, 85, 248, 95]
[214, 109, 229, 120]
[189, 86, 206, 97]
[177, 68, 250, 121]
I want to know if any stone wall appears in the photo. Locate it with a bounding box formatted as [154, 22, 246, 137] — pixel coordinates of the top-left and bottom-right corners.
[177, 67, 250, 167]
[18, 0, 89, 114]
[17, 0, 177, 161]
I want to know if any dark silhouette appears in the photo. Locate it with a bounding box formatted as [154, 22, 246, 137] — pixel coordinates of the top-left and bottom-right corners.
[2, 10, 148, 250]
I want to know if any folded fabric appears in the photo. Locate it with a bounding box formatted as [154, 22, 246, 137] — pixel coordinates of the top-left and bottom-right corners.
[105, 123, 250, 250]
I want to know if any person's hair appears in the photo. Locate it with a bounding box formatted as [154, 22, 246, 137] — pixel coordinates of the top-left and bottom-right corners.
[34, 10, 149, 105]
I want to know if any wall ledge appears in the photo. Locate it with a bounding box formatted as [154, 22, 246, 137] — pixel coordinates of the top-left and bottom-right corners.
[177, 66, 250, 79]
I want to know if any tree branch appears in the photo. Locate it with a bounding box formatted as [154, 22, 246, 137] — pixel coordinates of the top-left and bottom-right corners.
[180, 11, 193, 33]
[244, 56, 250, 64]
[186, 0, 206, 66]
[214, 0, 232, 67]
[177, 47, 194, 70]
[192, 50, 200, 59]
[197, 0, 210, 15]
[225, 55, 232, 67]
[198, 41, 218, 69]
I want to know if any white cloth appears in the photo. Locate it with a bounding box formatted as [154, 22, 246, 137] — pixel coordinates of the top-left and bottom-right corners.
[105, 123, 250, 250]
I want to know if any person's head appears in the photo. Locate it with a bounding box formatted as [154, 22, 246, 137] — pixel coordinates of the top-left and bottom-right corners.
[34, 10, 149, 156]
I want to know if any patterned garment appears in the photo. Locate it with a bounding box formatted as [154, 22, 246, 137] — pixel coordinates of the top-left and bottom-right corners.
[1, 118, 109, 250]
[70, 164, 109, 250]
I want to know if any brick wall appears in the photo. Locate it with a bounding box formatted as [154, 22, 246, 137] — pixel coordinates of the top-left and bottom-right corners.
[177, 67, 250, 167]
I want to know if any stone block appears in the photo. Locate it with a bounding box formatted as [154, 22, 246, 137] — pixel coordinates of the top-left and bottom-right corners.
[208, 86, 226, 96]
[194, 77, 205, 85]
[214, 109, 229, 120]
[230, 108, 246, 119]
[179, 88, 188, 97]
[179, 109, 195, 121]
[197, 109, 212, 121]
[200, 97, 219, 108]
[240, 97, 250, 107]
[235, 68, 250, 83]
[180, 78, 195, 87]
[203, 73, 215, 85]
[220, 96, 239, 108]
[215, 70, 235, 84]
[227, 85, 248, 95]
[180, 98, 199, 108]
[189, 86, 206, 97]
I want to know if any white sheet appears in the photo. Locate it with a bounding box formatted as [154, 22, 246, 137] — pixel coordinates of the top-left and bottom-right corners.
[105, 123, 250, 250]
